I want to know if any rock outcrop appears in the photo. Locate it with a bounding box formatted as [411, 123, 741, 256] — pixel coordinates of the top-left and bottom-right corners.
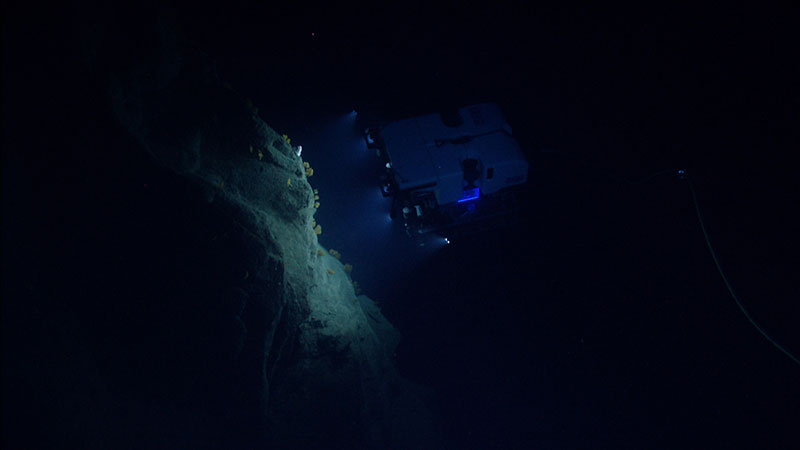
[71, 12, 443, 450]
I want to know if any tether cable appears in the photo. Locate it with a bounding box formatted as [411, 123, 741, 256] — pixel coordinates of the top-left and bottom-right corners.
[686, 173, 800, 367]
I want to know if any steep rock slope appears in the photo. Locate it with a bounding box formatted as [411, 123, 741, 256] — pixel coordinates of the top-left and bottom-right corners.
[3, 11, 442, 449]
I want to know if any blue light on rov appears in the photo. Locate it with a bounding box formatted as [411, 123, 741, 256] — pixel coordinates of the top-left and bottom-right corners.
[457, 187, 480, 203]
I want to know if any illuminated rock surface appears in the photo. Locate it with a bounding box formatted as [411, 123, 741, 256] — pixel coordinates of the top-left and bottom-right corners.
[2, 13, 442, 449]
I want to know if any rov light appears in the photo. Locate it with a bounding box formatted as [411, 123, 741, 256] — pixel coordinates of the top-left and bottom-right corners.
[457, 187, 480, 203]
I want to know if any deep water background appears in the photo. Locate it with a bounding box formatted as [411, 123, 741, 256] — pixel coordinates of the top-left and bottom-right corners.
[4, 2, 799, 448]
[179, 4, 800, 448]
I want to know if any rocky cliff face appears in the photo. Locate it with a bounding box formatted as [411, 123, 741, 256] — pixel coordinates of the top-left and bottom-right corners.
[2, 9, 440, 449]
[100, 23, 442, 450]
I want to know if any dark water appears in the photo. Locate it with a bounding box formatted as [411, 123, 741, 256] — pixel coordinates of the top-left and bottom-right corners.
[3, 3, 798, 449]
[211, 6, 799, 448]
[236, 5, 799, 449]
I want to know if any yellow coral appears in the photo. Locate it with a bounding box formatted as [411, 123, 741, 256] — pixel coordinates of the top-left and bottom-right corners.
[303, 161, 315, 177]
[258, 150, 263, 161]
[327, 268, 335, 274]
[314, 201, 320, 208]
[329, 249, 341, 260]
[317, 249, 326, 256]
[343, 263, 353, 274]
[314, 194, 319, 200]
[287, 178, 291, 186]
[314, 224, 322, 235]
[313, 188, 318, 194]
